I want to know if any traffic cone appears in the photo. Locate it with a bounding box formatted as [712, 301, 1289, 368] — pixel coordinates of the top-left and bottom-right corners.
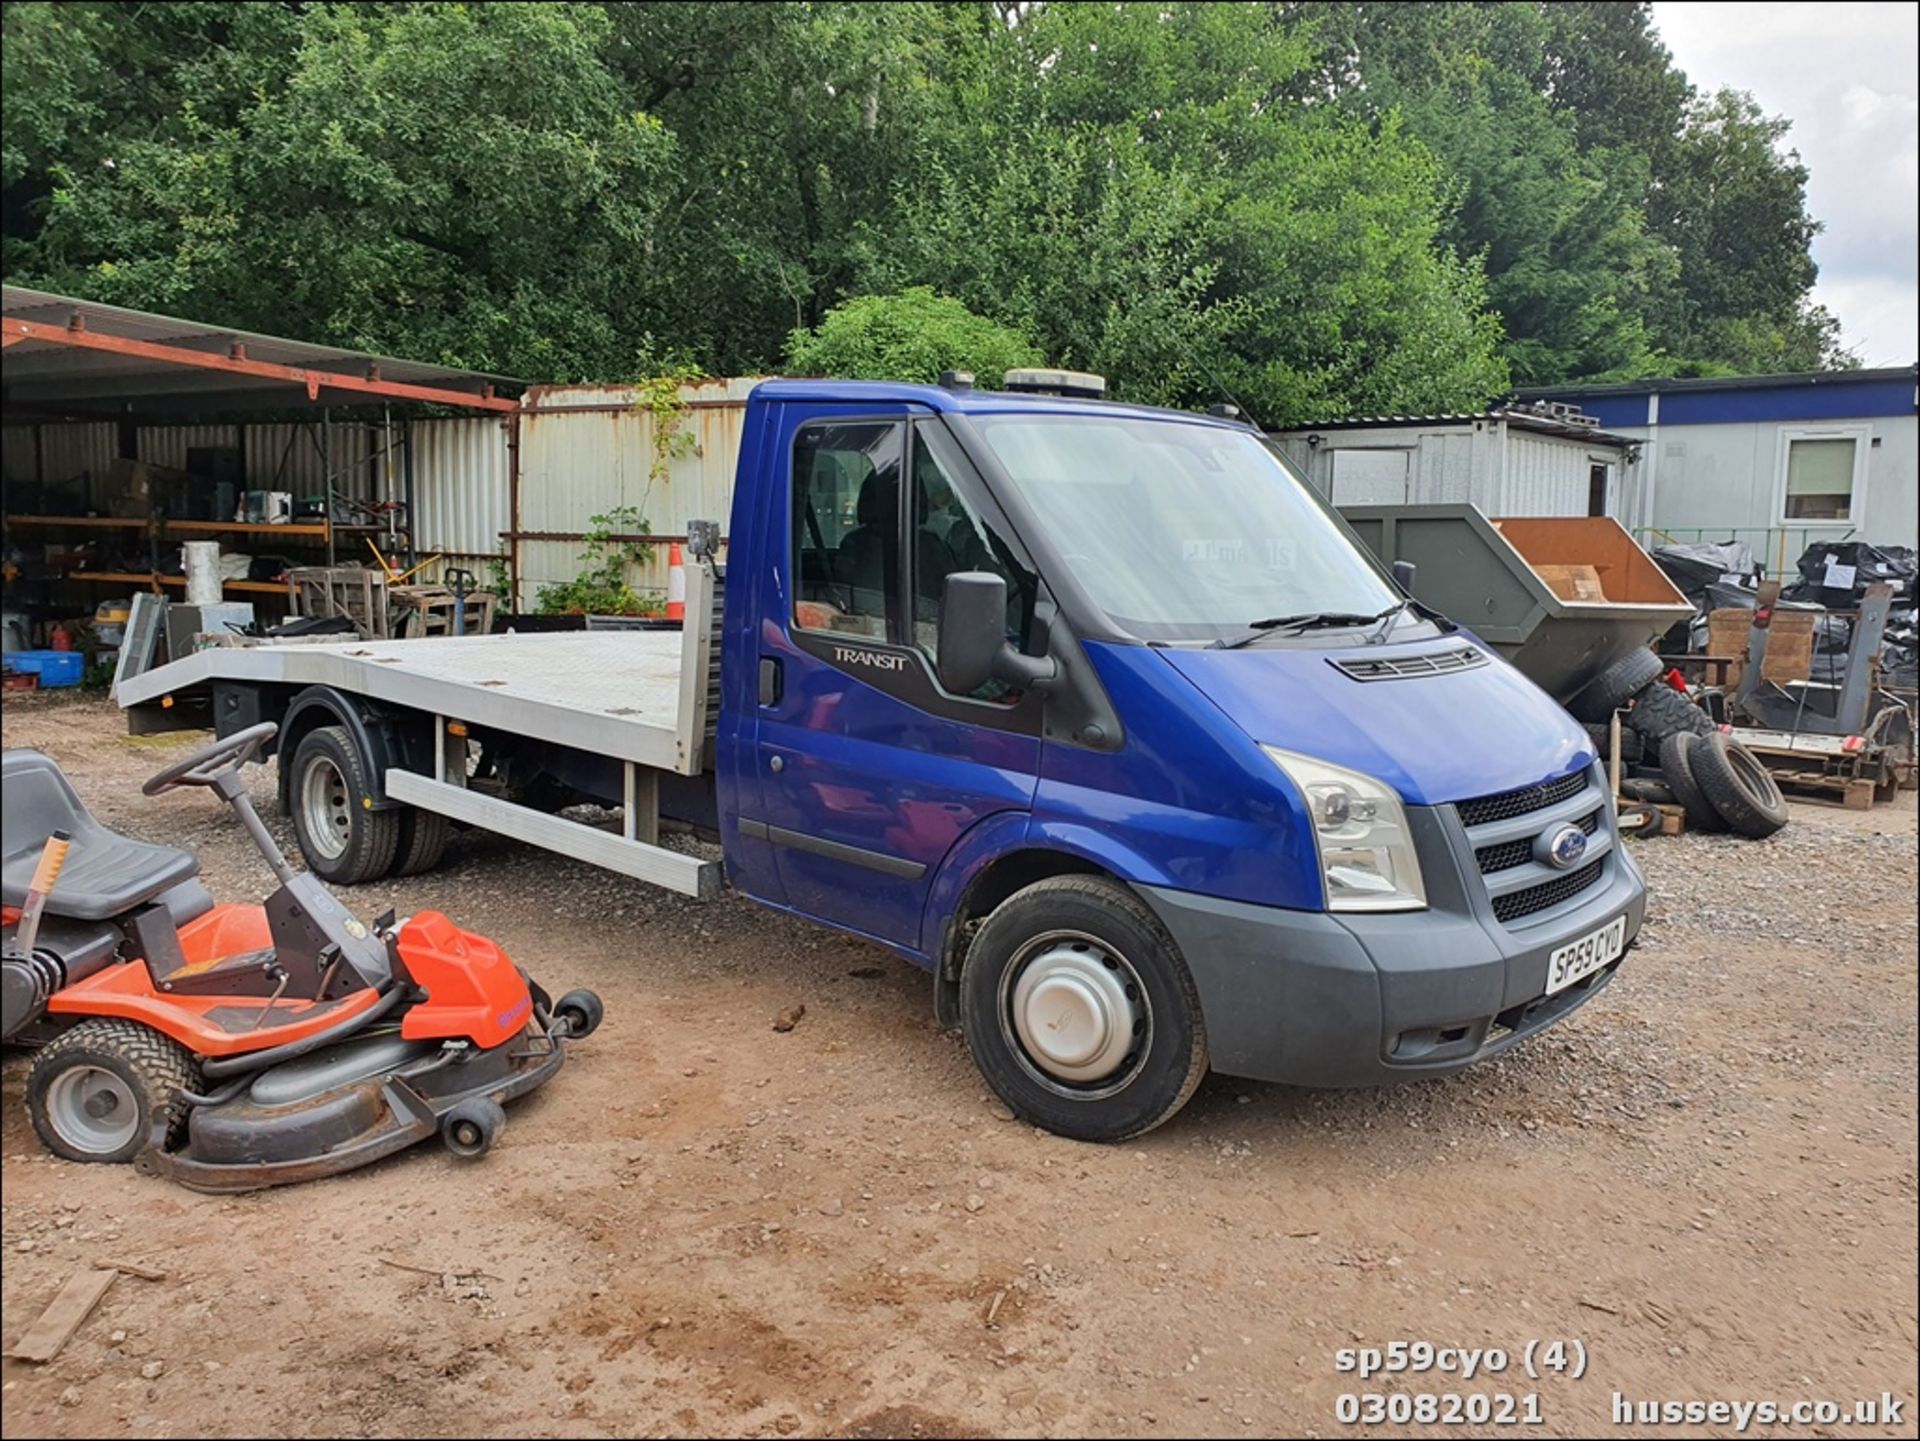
[666, 541, 686, 622]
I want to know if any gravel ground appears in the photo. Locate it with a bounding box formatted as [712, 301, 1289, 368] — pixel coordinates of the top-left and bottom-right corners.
[1, 692, 1915, 1439]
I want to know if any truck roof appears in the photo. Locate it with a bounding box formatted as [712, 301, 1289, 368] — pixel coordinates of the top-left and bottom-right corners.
[750, 377, 1249, 429]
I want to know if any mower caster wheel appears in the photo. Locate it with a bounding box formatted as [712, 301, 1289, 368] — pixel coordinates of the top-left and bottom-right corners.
[553, 988, 604, 1039]
[442, 1098, 505, 1159]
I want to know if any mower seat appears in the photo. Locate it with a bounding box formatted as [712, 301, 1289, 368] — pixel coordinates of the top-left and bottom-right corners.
[2, 750, 203, 923]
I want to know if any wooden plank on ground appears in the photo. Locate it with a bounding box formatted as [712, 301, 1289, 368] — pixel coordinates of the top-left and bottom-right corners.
[7, 1267, 117, 1363]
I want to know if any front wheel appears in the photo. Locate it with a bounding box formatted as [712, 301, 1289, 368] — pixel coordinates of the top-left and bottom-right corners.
[960, 876, 1208, 1142]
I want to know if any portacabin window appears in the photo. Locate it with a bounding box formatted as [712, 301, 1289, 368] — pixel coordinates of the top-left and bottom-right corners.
[1778, 425, 1868, 524]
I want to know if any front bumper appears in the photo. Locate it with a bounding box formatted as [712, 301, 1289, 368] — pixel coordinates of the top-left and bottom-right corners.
[1138, 776, 1646, 1088]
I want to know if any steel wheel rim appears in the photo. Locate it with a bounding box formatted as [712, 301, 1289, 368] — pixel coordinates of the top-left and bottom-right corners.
[45, 1066, 142, 1154]
[300, 754, 352, 860]
[999, 929, 1150, 1100]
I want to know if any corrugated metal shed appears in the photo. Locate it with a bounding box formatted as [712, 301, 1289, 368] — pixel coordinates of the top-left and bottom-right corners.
[513, 379, 759, 606]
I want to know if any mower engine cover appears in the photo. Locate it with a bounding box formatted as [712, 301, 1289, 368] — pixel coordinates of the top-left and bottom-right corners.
[396, 911, 534, 1048]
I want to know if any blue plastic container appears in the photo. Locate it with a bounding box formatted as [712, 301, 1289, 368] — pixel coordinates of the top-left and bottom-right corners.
[7, 650, 85, 688]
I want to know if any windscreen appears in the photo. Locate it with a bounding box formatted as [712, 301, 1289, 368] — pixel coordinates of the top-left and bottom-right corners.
[975, 414, 1397, 642]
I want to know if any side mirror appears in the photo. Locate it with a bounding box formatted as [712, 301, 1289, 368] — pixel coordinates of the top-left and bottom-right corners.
[936, 572, 1056, 695]
[1392, 559, 1417, 595]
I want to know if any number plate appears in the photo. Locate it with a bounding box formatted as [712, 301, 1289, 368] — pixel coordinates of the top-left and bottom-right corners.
[1544, 913, 1627, 995]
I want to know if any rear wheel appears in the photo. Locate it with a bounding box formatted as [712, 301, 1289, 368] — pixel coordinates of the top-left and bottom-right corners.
[390, 807, 451, 877]
[960, 876, 1208, 1143]
[289, 725, 400, 884]
[27, 1019, 199, 1164]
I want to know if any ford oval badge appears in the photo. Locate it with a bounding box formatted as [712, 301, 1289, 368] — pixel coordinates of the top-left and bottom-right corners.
[1544, 824, 1588, 870]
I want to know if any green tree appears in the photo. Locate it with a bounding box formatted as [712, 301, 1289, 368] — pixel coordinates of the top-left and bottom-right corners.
[1648, 88, 1851, 372]
[786, 288, 1043, 384]
[865, 2, 1508, 423]
[19, 2, 677, 380]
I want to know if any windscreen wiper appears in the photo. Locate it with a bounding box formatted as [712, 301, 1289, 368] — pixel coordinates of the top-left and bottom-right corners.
[1210, 611, 1381, 650]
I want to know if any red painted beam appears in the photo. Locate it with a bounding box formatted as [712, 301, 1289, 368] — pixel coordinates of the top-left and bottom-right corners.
[2, 317, 519, 412]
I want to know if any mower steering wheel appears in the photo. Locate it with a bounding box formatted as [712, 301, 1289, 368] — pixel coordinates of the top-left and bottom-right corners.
[141, 721, 279, 796]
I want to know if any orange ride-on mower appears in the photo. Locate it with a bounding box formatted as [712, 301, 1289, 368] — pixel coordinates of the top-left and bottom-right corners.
[1, 723, 602, 1191]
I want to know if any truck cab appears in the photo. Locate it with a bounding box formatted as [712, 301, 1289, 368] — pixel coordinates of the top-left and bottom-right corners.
[717, 373, 1644, 1139]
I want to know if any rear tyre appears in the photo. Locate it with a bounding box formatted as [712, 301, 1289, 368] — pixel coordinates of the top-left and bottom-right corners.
[1657, 732, 1725, 833]
[390, 807, 451, 877]
[1688, 733, 1790, 839]
[553, 988, 604, 1039]
[1569, 647, 1666, 723]
[27, 1019, 199, 1164]
[960, 876, 1208, 1143]
[442, 1098, 505, 1159]
[288, 725, 400, 885]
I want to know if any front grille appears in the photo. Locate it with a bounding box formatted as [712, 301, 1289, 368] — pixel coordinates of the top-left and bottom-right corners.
[1491, 857, 1606, 923]
[1475, 808, 1601, 875]
[1456, 771, 1588, 828]
[1330, 646, 1489, 682]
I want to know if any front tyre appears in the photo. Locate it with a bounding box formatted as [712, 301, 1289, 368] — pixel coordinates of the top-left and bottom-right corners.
[960, 876, 1208, 1142]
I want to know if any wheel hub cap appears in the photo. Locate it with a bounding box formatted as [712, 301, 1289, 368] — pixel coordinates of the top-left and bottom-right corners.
[1010, 939, 1141, 1084]
[46, 1066, 141, 1154]
[301, 756, 351, 860]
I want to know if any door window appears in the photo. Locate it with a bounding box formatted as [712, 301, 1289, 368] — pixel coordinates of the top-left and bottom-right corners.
[909, 431, 1041, 700]
[792, 421, 904, 641]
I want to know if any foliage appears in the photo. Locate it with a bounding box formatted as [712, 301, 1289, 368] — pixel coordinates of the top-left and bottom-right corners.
[633, 360, 707, 489]
[11, 2, 675, 380]
[0, 0, 1852, 413]
[1283, 1, 1850, 380]
[534, 506, 663, 617]
[785, 288, 1043, 385]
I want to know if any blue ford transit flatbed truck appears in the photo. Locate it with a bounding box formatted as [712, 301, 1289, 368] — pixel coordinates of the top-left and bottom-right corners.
[119, 370, 1645, 1140]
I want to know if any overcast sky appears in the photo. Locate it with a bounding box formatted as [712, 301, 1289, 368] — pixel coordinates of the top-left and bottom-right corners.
[1651, 1, 1918, 367]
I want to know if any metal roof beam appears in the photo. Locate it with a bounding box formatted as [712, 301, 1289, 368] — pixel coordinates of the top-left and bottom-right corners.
[2, 316, 519, 413]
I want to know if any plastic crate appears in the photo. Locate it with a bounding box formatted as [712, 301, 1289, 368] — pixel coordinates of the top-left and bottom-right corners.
[7, 650, 85, 688]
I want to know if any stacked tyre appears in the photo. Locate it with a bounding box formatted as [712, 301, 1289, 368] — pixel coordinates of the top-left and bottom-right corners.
[1568, 647, 1789, 839]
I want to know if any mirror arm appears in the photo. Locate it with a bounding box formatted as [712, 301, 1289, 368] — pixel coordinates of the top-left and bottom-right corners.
[993, 648, 1057, 689]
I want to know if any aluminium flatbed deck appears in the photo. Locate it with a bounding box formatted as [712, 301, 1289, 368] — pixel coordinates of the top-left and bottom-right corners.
[116, 628, 704, 774]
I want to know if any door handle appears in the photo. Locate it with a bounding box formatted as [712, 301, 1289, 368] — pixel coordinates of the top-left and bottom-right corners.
[759, 656, 783, 706]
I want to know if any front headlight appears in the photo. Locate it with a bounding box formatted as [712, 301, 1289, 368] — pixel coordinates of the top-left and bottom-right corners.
[1263, 746, 1427, 912]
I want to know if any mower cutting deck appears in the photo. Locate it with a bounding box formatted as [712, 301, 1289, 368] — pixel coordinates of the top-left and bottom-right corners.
[2, 723, 602, 1192]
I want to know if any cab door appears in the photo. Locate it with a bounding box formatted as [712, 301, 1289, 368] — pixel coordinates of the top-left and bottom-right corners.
[751, 407, 1046, 953]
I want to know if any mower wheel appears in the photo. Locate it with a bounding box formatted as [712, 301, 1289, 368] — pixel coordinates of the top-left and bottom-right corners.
[442, 1098, 505, 1159]
[553, 988, 605, 1039]
[27, 1019, 199, 1165]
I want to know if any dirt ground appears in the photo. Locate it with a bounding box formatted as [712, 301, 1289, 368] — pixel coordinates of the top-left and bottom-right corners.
[2, 692, 1915, 1439]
